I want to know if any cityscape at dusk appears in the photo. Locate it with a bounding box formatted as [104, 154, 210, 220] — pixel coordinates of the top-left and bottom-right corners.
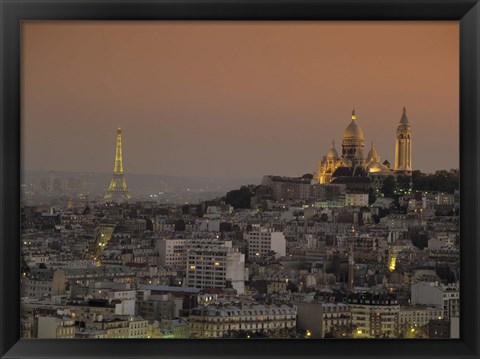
[20, 21, 459, 339]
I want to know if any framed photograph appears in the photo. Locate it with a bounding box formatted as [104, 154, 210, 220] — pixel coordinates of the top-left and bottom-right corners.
[1, 0, 479, 358]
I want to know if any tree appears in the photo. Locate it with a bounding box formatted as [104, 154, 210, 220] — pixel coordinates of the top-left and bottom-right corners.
[224, 186, 255, 209]
[174, 219, 186, 232]
[325, 324, 356, 338]
[410, 229, 429, 250]
[436, 266, 457, 283]
[396, 174, 412, 193]
[222, 329, 268, 338]
[286, 281, 298, 293]
[381, 176, 396, 198]
[320, 213, 329, 222]
[412, 170, 459, 194]
[368, 187, 377, 205]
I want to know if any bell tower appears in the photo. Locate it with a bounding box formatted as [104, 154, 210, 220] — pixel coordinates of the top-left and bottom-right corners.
[394, 107, 412, 173]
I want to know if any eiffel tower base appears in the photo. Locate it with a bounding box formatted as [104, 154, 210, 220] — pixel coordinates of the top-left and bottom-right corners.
[104, 174, 131, 202]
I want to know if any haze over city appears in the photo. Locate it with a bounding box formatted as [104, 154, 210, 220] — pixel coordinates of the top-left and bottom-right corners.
[22, 21, 458, 179]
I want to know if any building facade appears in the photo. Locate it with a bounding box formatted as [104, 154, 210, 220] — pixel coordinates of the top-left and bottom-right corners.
[186, 239, 246, 294]
[189, 303, 296, 338]
[156, 239, 186, 268]
[348, 293, 400, 338]
[37, 316, 76, 339]
[247, 228, 286, 259]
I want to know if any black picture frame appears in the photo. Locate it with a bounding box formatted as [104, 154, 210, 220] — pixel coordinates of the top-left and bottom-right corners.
[1, 0, 479, 358]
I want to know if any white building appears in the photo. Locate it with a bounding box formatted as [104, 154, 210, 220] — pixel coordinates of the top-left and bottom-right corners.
[156, 239, 186, 268]
[410, 282, 459, 320]
[348, 293, 400, 338]
[86, 316, 148, 338]
[127, 317, 148, 338]
[398, 305, 443, 328]
[186, 239, 246, 294]
[247, 228, 286, 259]
[345, 192, 369, 207]
[114, 299, 136, 316]
[450, 315, 460, 339]
[37, 316, 75, 338]
[197, 219, 221, 232]
[88, 282, 137, 316]
[22, 269, 66, 299]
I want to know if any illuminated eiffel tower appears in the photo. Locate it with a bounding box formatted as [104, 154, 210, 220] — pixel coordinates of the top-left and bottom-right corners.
[104, 128, 131, 202]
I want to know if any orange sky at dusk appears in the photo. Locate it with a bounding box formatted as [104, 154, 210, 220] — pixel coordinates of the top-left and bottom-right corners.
[22, 21, 459, 180]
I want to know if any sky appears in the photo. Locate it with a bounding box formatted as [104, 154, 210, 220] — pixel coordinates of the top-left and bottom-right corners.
[22, 21, 459, 180]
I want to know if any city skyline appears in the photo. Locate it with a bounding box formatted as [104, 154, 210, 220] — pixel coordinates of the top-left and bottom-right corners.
[22, 21, 459, 178]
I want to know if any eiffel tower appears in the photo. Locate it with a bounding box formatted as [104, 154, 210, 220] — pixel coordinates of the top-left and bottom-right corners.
[104, 128, 131, 202]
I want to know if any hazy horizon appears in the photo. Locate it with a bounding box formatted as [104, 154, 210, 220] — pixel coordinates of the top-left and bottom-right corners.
[22, 21, 459, 177]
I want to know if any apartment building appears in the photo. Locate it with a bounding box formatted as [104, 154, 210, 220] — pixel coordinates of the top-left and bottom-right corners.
[186, 239, 245, 294]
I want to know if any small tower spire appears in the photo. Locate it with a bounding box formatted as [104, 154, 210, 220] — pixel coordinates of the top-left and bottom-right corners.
[395, 107, 412, 173]
[400, 106, 409, 125]
[332, 139, 335, 149]
[352, 107, 356, 121]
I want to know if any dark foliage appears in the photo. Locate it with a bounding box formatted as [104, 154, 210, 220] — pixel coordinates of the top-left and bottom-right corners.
[410, 229, 429, 250]
[174, 219, 186, 232]
[286, 281, 298, 293]
[368, 187, 376, 205]
[412, 170, 459, 194]
[381, 175, 397, 198]
[301, 173, 314, 180]
[224, 186, 255, 209]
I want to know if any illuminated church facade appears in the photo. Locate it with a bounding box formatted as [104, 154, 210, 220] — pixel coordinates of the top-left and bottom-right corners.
[315, 107, 412, 185]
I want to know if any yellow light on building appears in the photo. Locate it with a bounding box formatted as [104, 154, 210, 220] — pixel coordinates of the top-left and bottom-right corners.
[388, 255, 396, 272]
[214, 262, 220, 266]
[190, 265, 196, 269]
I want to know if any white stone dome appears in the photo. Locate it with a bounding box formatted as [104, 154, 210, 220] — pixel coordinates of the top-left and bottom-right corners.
[343, 110, 364, 139]
[327, 141, 339, 159]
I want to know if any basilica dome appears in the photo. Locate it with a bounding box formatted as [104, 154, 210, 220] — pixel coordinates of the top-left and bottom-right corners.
[327, 141, 339, 159]
[343, 110, 364, 139]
